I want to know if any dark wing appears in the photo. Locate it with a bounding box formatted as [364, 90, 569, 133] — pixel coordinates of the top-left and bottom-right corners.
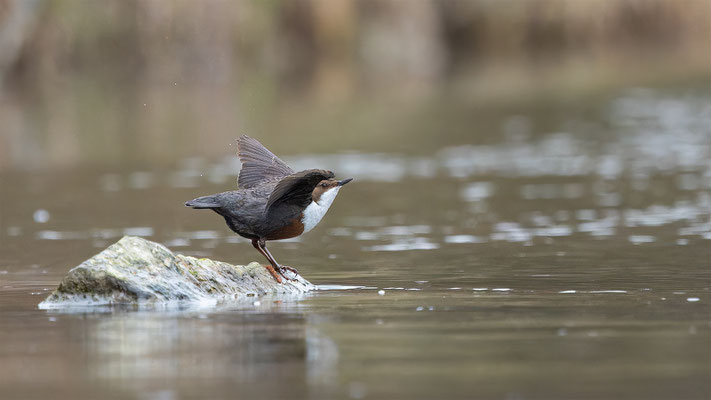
[265, 169, 335, 215]
[236, 135, 294, 189]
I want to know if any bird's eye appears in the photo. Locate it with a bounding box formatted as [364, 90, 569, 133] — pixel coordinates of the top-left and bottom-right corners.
[320, 183, 327, 187]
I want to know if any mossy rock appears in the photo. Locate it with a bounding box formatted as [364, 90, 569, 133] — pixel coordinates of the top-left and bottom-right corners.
[39, 236, 316, 307]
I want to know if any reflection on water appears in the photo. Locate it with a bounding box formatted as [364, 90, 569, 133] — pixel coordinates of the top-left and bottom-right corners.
[1, 88, 710, 399]
[3, 286, 705, 399]
[83, 306, 339, 398]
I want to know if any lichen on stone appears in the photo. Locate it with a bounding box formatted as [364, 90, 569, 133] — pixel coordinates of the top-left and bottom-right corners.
[38, 236, 316, 308]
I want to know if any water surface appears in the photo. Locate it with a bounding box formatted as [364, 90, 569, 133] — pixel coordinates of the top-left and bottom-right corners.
[1, 88, 710, 399]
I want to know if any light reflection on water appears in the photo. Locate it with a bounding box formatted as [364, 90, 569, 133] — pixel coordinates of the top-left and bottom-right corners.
[1, 88, 711, 399]
[57, 91, 706, 251]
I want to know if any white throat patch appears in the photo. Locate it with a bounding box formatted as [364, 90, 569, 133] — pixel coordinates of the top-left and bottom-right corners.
[302, 187, 341, 233]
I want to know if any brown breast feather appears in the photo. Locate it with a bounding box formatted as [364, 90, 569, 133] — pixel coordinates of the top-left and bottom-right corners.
[264, 215, 305, 240]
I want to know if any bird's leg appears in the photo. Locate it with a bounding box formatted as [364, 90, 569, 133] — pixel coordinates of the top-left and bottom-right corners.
[251, 239, 282, 283]
[258, 239, 298, 280]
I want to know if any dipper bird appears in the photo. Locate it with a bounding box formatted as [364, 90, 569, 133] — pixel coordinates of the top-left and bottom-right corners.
[185, 136, 352, 283]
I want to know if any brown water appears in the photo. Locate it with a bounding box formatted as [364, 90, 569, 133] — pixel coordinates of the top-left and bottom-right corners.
[1, 87, 710, 399]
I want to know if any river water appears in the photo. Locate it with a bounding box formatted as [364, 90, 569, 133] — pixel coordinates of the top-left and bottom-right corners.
[1, 87, 710, 399]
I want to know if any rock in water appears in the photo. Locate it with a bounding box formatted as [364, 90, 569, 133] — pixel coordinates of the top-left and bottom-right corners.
[38, 236, 316, 308]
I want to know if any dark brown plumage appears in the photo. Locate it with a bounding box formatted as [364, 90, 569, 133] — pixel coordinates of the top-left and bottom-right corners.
[185, 136, 352, 283]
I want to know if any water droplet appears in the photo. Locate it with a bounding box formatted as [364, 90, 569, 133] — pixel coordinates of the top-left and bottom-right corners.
[377, 290, 385, 296]
[33, 209, 50, 223]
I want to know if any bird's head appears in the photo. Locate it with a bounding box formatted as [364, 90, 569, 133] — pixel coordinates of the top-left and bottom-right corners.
[312, 177, 353, 205]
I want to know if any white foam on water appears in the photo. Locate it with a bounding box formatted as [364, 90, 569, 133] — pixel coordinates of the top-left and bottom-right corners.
[628, 235, 656, 244]
[165, 238, 190, 247]
[36, 231, 88, 240]
[363, 238, 439, 252]
[354, 231, 380, 241]
[444, 235, 487, 244]
[317, 285, 365, 291]
[379, 225, 432, 236]
[589, 290, 627, 294]
[460, 182, 494, 201]
[187, 230, 221, 240]
[123, 227, 154, 237]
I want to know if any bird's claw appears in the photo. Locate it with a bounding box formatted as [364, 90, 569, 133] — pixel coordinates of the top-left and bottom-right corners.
[277, 265, 299, 281]
[261, 264, 298, 283]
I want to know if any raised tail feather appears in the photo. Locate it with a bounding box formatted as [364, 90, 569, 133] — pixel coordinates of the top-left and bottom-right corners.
[185, 195, 221, 209]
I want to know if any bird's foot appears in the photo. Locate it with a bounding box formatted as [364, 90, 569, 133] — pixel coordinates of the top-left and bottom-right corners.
[281, 265, 299, 275]
[262, 264, 282, 284]
[277, 265, 299, 281]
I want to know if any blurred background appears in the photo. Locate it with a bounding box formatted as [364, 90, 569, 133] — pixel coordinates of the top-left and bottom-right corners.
[1, 0, 711, 169]
[1, 1, 710, 399]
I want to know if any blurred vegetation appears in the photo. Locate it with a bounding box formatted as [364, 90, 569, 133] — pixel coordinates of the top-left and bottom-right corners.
[1, 0, 710, 170]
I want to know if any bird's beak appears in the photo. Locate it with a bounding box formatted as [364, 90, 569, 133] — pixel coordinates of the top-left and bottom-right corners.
[338, 178, 353, 186]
